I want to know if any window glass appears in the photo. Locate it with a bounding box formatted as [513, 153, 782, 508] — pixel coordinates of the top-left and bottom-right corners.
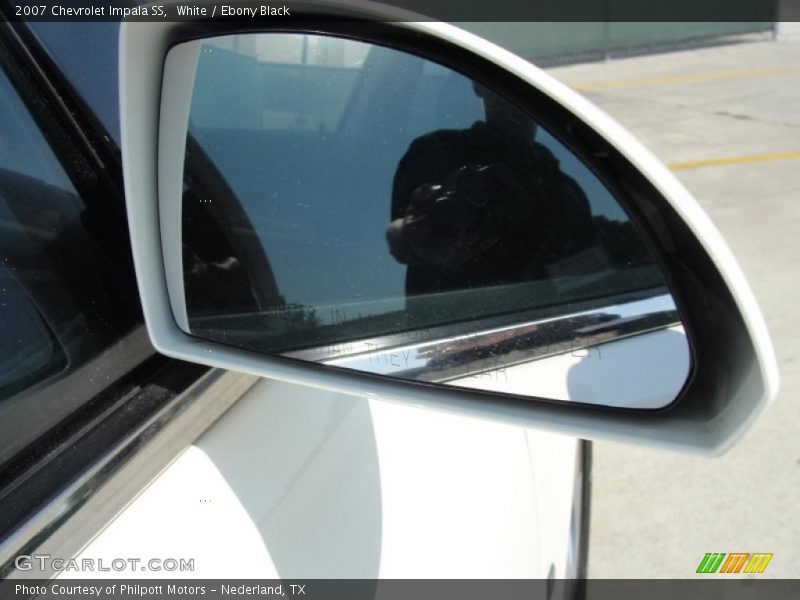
[0, 65, 148, 468]
[183, 34, 667, 355]
[26, 21, 122, 143]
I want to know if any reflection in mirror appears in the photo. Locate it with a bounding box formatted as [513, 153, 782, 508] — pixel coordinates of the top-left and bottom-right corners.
[174, 32, 691, 409]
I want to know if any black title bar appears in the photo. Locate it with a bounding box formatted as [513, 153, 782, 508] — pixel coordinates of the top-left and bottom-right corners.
[2, 0, 797, 22]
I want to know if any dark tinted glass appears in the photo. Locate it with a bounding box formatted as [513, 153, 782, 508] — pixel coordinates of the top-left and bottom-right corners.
[0, 65, 149, 468]
[26, 21, 122, 143]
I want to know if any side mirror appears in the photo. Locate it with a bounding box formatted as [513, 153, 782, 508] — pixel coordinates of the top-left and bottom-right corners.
[120, 7, 777, 454]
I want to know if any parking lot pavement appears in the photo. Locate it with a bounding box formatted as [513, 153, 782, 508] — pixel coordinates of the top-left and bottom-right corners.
[546, 27, 800, 578]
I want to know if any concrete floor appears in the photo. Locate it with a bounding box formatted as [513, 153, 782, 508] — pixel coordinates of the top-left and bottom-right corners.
[546, 26, 800, 578]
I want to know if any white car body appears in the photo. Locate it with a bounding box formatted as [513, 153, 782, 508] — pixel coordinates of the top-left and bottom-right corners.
[63, 319, 686, 578]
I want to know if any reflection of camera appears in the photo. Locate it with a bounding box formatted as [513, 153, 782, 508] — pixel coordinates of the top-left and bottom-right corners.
[386, 162, 535, 268]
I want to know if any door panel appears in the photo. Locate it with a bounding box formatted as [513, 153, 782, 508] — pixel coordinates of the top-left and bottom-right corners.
[60, 379, 555, 578]
[56, 324, 684, 577]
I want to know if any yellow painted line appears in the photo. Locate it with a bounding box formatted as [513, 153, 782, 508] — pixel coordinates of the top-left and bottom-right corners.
[668, 151, 800, 171]
[573, 66, 800, 91]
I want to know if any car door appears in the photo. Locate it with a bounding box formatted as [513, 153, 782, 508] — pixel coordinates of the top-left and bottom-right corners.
[0, 15, 229, 579]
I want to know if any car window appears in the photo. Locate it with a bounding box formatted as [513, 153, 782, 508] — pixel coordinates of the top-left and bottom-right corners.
[0, 63, 149, 470]
[183, 34, 669, 356]
[26, 21, 122, 144]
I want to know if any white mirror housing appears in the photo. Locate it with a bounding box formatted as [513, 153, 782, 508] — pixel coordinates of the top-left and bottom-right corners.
[119, 2, 777, 454]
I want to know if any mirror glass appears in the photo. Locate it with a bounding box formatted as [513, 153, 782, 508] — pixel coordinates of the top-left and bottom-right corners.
[173, 32, 690, 409]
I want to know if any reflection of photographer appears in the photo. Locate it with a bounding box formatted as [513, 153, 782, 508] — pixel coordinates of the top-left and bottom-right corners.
[387, 83, 596, 295]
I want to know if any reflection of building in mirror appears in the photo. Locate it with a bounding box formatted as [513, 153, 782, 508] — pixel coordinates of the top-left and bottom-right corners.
[196, 35, 372, 132]
[206, 33, 370, 67]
